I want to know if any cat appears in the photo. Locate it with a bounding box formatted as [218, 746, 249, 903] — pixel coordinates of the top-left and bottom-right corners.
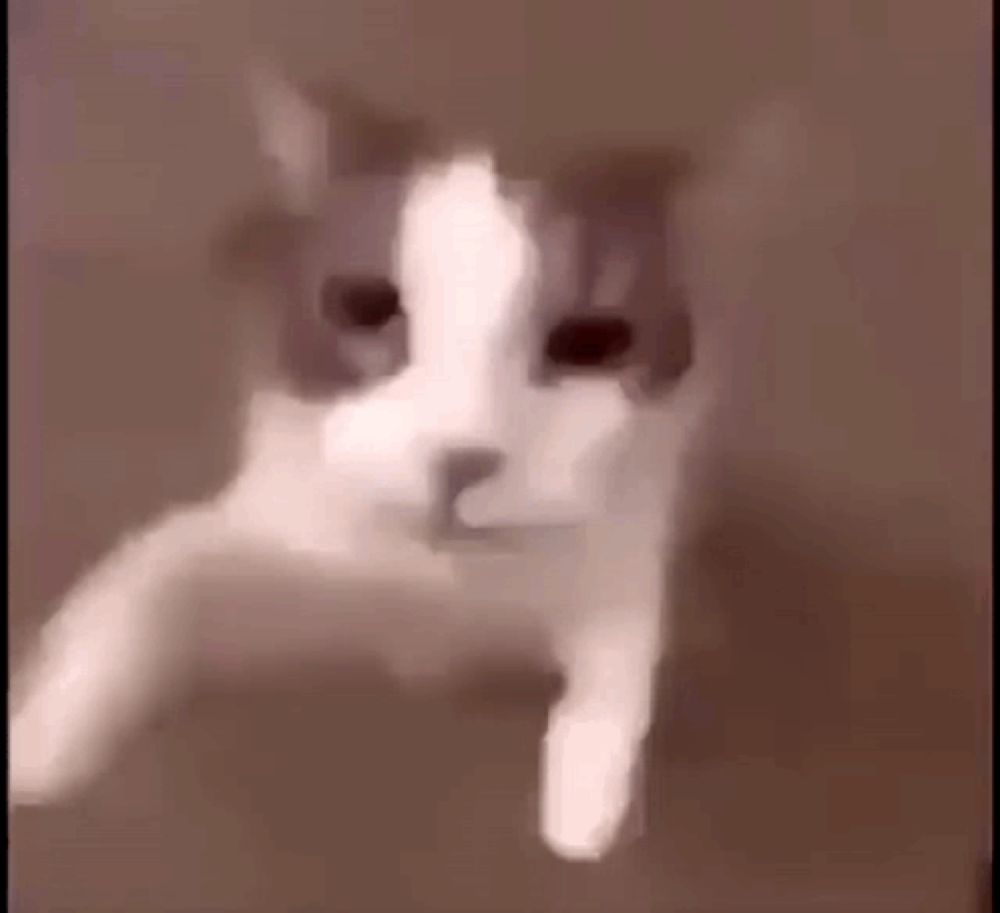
[10, 63, 794, 861]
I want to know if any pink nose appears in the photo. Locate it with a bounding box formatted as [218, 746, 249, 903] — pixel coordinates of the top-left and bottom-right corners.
[436, 446, 505, 502]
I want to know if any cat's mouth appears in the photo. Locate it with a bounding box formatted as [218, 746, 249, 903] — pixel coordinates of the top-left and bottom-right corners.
[428, 519, 576, 553]
[430, 522, 518, 552]
[396, 496, 585, 553]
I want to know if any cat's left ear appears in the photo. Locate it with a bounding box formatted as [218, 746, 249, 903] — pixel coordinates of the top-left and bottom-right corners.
[246, 60, 434, 214]
[247, 60, 331, 214]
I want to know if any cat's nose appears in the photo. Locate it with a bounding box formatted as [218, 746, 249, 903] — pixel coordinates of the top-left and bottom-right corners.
[436, 446, 506, 502]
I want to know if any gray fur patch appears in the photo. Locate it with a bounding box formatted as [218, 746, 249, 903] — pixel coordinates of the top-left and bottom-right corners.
[213, 85, 695, 401]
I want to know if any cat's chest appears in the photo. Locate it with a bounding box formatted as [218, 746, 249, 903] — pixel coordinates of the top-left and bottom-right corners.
[348, 526, 647, 678]
[448, 528, 595, 614]
[209, 464, 666, 681]
[226, 414, 669, 626]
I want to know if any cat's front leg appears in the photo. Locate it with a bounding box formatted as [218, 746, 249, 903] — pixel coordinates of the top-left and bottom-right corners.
[9, 504, 233, 805]
[540, 605, 661, 862]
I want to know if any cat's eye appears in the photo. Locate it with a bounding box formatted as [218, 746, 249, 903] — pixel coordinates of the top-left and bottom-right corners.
[320, 276, 402, 330]
[543, 314, 634, 371]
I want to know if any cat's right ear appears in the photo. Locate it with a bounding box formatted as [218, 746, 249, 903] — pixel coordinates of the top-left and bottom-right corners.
[246, 60, 330, 214]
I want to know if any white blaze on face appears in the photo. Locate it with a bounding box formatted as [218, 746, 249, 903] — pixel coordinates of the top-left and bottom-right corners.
[395, 153, 537, 383]
[319, 149, 641, 525]
[319, 152, 540, 511]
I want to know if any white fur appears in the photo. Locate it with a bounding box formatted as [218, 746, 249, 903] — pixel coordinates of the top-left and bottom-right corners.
[8, 70, 734, 864]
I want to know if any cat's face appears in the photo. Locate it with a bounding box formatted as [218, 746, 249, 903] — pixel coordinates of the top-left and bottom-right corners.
[222, 67, 693, 539]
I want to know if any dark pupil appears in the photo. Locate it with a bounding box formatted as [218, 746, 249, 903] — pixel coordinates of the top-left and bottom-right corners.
[545, 315, 634, 369]
[322, 277, 401, 329]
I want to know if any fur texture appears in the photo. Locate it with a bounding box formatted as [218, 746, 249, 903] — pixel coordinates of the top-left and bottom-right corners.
[7, 64, 780, 863]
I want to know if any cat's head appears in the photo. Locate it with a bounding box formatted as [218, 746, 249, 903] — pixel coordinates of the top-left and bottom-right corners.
[216, 64, 697, 539]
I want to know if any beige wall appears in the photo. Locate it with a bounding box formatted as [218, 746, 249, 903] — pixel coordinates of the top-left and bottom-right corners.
[8, 2, 991, 908]
[11, 0, 990, 574]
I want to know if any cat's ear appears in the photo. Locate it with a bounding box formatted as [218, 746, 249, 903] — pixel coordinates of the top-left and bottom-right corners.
[246, 60, 330, 213]
[677, 95, 814, 246]
[246, 60, 435, 213]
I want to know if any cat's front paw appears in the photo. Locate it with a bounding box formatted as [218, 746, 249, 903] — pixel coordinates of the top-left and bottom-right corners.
[10, 691, 86, 805]
[9, 655, 117, 806]
[540, 713, 640, 862]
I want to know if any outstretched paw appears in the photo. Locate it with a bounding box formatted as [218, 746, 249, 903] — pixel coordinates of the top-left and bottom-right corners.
[10, 648, 126, 806]
[540, 714, 642, 862]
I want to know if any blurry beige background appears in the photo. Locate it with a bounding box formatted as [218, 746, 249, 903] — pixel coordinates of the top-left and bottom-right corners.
[9, 1, 991, 911]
